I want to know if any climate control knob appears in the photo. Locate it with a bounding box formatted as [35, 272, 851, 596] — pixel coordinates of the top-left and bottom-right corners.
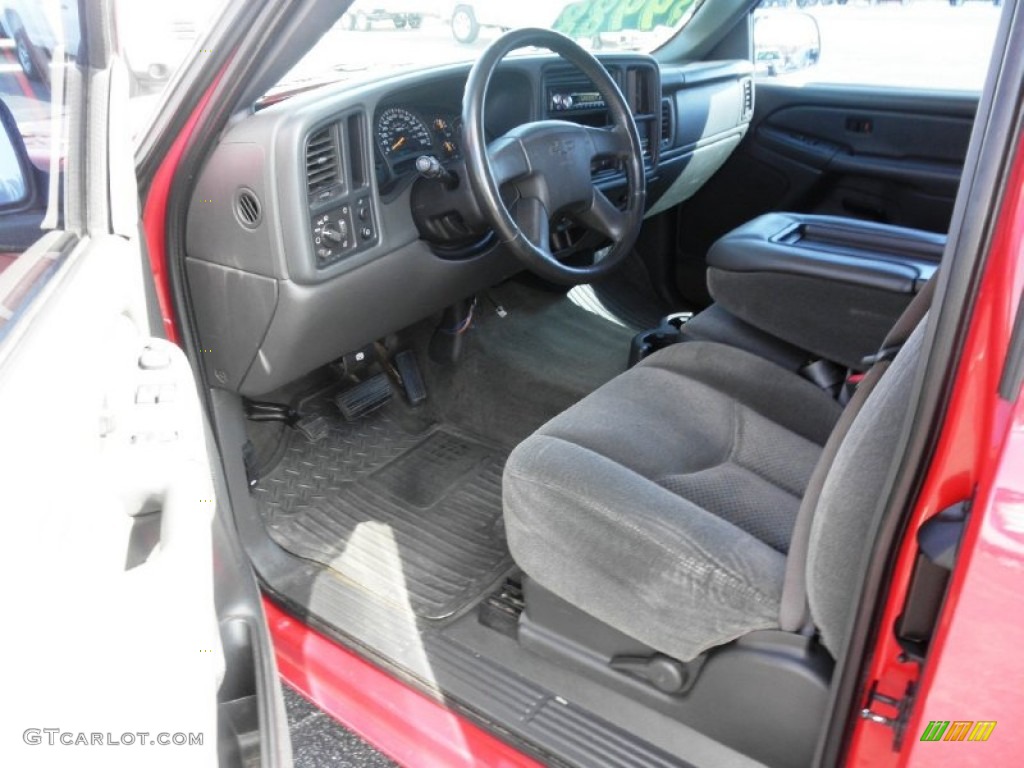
[322, 219, 348, 242]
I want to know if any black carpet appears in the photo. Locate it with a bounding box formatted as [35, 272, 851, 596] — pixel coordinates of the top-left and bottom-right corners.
[567, 251, 676, 332]
[421, 279, 637, 448]
[285, 685, 396, 768]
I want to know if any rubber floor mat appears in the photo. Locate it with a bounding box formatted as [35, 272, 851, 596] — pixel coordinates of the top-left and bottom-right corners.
[253, 397, 513, 620]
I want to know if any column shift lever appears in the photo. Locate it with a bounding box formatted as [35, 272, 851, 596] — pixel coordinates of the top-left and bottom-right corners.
[416, 155, 458, 189]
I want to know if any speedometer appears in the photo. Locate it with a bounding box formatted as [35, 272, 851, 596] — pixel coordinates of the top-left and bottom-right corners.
[377, 107, 432, 159]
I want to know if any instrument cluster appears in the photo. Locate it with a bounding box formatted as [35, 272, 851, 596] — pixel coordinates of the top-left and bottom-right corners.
[375, 106, 461, 192]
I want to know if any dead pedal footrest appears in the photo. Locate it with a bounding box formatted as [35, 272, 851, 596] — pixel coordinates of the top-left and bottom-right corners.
[293, 413, 330, 442]
[335, 373, 392, 421]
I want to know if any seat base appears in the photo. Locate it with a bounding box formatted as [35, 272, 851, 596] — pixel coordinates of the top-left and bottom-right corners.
[518, 578, 833, 768]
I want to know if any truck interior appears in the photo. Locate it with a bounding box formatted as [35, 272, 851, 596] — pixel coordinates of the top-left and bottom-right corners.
[152, 0, 1023, 765]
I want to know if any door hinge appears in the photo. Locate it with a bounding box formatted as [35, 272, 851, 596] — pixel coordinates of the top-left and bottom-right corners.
[860, 680, 916, 750]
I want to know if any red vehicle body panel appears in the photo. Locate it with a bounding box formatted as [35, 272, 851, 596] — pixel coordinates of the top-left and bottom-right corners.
[141, 80, 222, 344]
[848, 138, 1024, 766]
[264, 598, 544, 768]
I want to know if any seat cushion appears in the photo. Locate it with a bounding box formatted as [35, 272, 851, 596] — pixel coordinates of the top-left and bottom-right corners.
[503, 341, 843, 661]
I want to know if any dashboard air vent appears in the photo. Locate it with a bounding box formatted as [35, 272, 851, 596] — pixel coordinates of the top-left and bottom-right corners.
[660, 98, 675, 148]
[741, 78, 754, 121]
[236, 189, 261, 228]
[626, 66, 656, 115]
[544, 64, 605, 89]
[305, 126, 340, 197]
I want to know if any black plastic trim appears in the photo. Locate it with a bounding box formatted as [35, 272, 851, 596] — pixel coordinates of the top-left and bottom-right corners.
[999, 297, 1024, 402]
[707, 212, 942, 293]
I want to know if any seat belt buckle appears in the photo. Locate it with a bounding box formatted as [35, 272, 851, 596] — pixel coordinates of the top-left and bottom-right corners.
[839, 371, 867, 406]
[861, 345, 902, 368]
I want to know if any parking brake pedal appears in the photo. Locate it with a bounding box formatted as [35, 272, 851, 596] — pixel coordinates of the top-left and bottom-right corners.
[335, 373, 392, 421]
[244, 400, 329, 443]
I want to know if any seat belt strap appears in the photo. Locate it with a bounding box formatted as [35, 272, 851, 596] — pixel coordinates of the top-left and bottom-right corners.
[862, 278, 937, 367]
[779, 277, 936, 632]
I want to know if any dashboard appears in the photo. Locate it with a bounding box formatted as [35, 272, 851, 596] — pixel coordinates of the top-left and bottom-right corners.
[185, 55, 754, 397]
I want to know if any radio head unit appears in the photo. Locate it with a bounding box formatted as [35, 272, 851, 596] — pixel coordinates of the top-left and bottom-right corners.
[548, 89, 606, 112]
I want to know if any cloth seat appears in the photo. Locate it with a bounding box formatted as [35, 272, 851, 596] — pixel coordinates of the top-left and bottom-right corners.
[503, 341, 843, 661]
[504, 304, 928, 663]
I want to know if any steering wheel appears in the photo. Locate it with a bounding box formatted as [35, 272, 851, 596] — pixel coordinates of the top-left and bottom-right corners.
[462, 28, 646, 284]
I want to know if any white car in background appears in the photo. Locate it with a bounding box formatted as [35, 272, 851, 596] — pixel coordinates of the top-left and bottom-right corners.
[1, 0, 211, 91]
[0, 0, 78, 82]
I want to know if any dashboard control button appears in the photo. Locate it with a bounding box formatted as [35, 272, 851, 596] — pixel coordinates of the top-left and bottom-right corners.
[312, 206, 357, 265]
[360, 227, 373, 240]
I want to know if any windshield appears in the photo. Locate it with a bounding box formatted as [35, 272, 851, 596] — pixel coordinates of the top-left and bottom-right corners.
[272, 0, 701, 95]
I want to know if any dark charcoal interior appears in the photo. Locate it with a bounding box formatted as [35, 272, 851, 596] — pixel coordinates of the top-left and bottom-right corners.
[225, 229, 929, 766]
[222, 269, 765, 767]
[184, 33, 983, 768]
[248, 277, 639, 623]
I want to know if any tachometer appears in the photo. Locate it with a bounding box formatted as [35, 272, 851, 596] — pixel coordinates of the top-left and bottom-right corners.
[377, 107, 432, 159]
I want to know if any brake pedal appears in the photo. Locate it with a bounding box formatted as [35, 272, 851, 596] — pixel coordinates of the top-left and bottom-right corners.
[335, 373, 392, 421]
[394, 349, 427, 406]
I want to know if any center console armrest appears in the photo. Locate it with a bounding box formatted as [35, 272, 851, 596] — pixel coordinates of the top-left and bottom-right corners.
[706, 213, 942, 369]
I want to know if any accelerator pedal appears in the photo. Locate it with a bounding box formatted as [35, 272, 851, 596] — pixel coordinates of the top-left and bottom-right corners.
[394, 349, 427, 406]
[335, 372, 392, 421]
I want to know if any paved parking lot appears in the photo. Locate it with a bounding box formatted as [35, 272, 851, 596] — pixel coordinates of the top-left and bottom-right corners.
[286, 685, 396, 768]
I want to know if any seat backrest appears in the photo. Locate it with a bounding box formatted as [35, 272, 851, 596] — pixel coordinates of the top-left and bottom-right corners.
[804, 318, 927, 656]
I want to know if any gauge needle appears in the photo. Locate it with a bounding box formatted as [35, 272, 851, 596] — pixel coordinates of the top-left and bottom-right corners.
[391, 136, 407, 151]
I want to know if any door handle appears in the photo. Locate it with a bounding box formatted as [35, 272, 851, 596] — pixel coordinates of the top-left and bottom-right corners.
[845, 117, 874, 135]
